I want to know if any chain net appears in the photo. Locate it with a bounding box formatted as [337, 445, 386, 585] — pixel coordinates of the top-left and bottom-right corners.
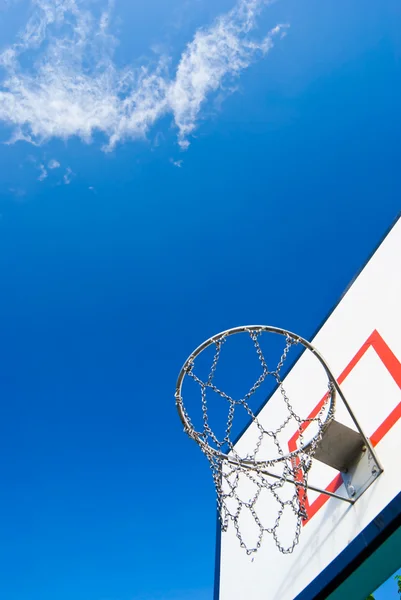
[176, 327, 335, 555]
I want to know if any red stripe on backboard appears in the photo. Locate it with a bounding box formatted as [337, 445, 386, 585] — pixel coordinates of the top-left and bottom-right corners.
[305, 474, 343, 522]
[287, 330, 401, 525]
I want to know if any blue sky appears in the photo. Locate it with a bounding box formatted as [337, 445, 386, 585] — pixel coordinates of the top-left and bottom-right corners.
[375, 572, 401, 600]
[0, 1, 400, 599]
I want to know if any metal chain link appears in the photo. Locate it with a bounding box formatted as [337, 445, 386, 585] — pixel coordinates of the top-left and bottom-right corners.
[183, 328, 335, 555]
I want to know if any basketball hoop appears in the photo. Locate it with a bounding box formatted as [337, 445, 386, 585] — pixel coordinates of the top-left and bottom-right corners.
[175, 325, 383, 555]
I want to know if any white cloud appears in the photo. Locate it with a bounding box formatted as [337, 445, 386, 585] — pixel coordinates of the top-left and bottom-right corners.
[168, 2, 283, 148]
[8, 187, 26, 198]
[63, 167, 74, 184]
[48, 158, 60, 169]
[171, 159, 183, 168]
[0, 0, 287, 150]
[37, 163, 47, 181]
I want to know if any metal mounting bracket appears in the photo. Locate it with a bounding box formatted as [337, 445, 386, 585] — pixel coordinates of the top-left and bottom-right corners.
[312, 419, 383, 501]
[341, 442, 382, 501]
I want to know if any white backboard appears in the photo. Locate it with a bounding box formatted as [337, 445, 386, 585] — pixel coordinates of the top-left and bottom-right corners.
[216, 216, 401, 600]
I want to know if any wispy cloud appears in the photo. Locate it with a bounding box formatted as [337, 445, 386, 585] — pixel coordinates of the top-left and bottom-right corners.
[37, 163, 47, 181]
[8, 187, 26, 198]
[48, 158, 60, 169]
[63, 167, 74, 184]
[0, 0, 287, 150]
